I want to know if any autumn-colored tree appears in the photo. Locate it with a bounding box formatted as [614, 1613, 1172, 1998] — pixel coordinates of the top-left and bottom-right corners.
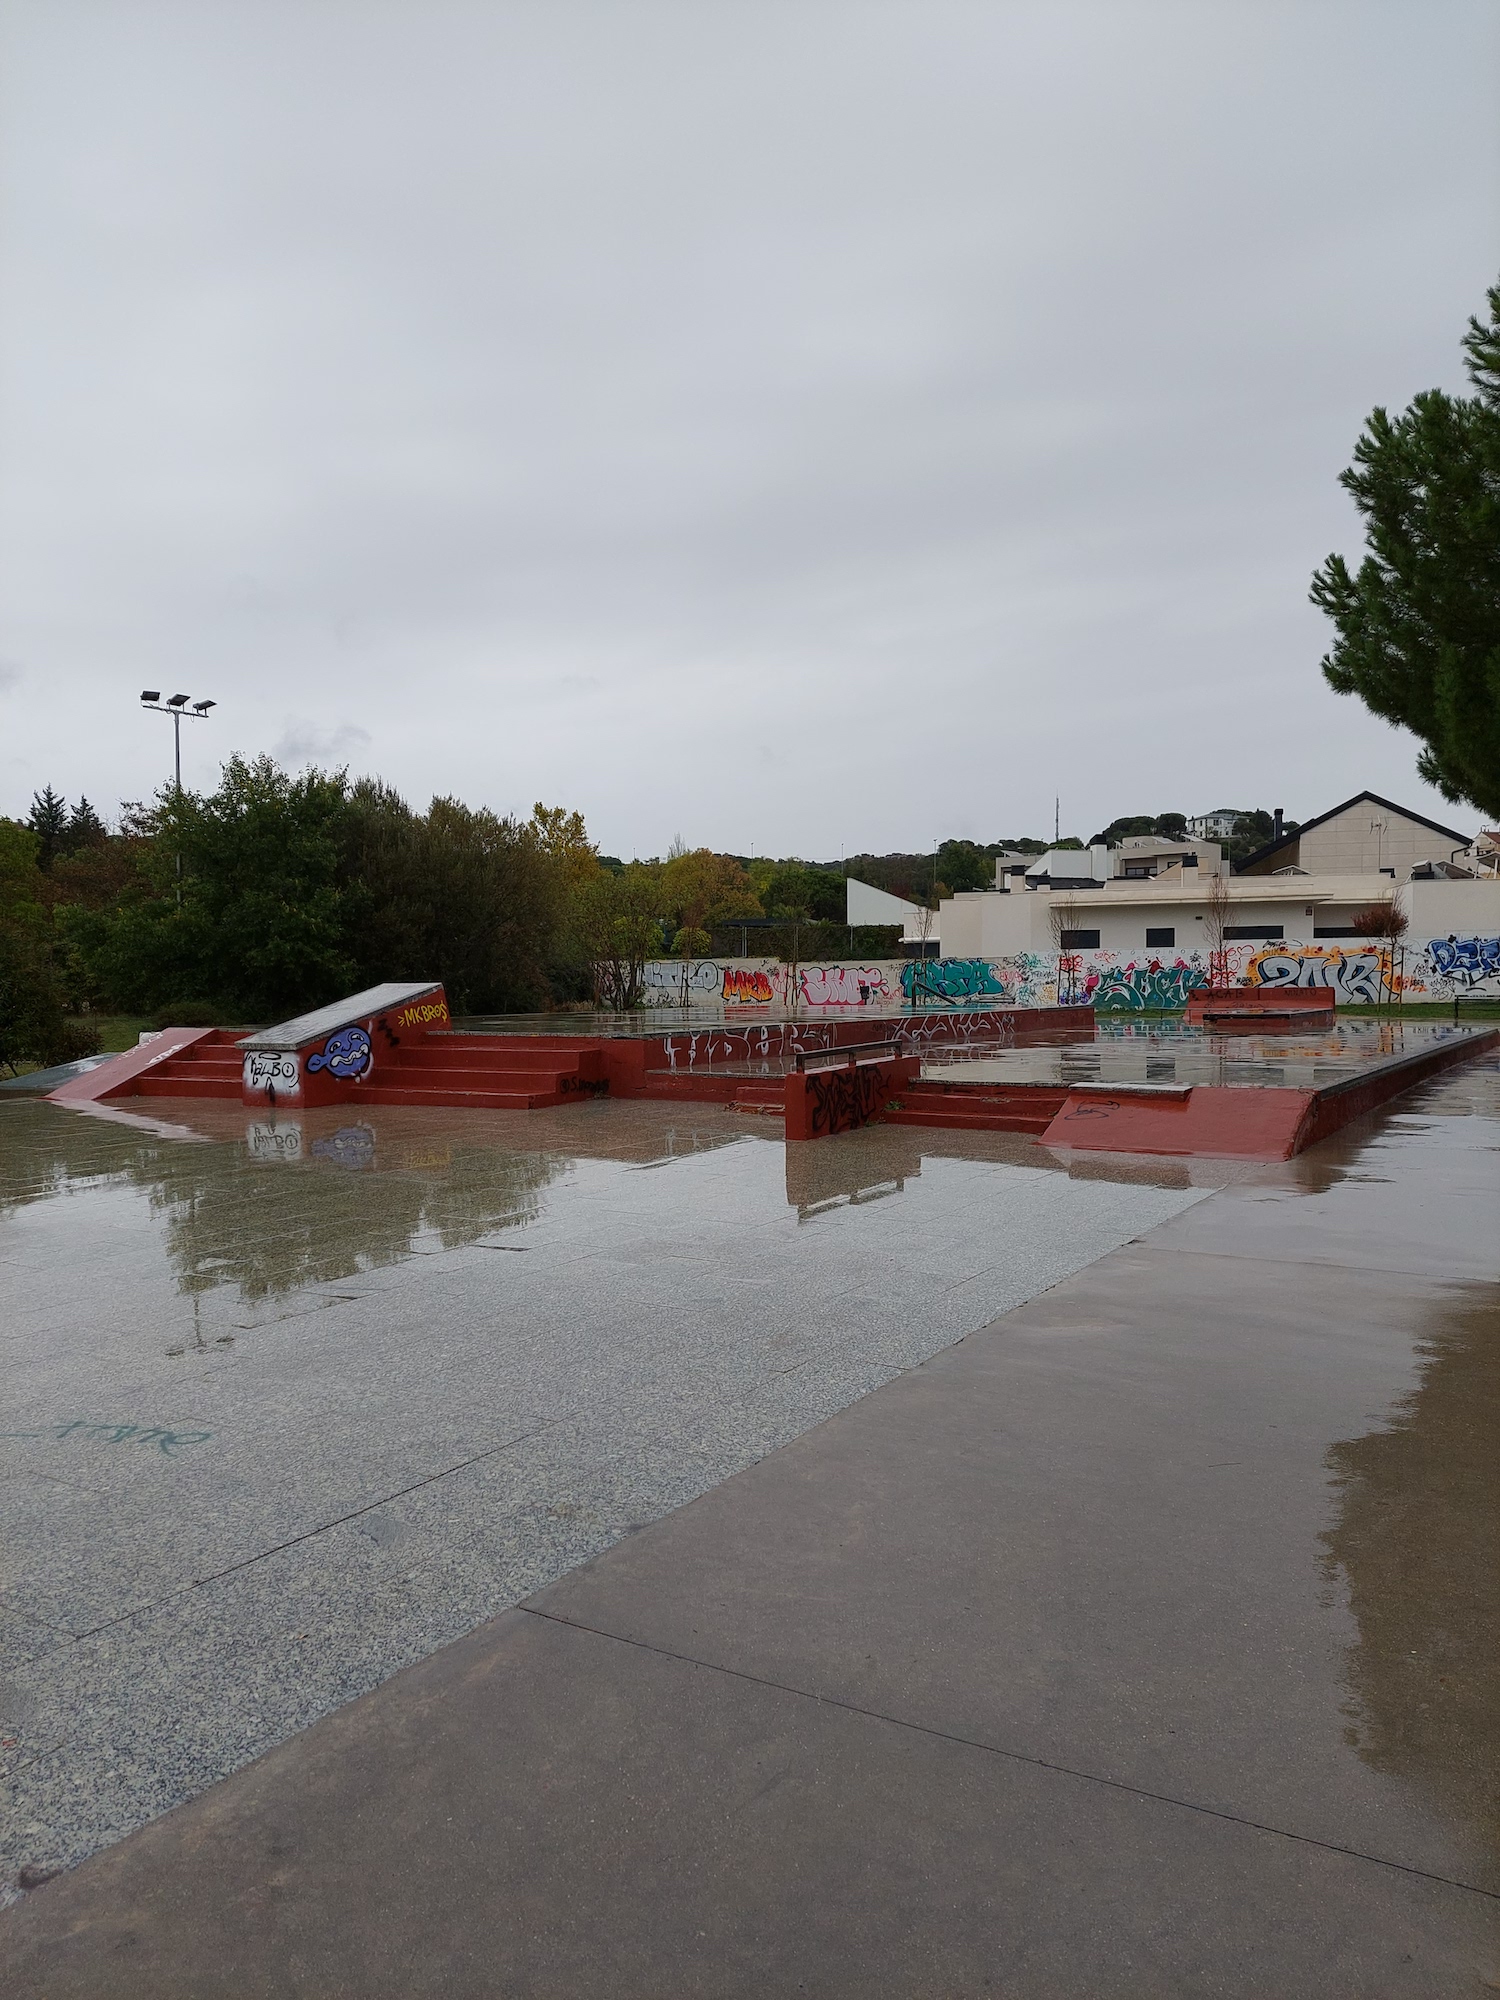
[528, 802, 597, 889]
[661, 847, 762, 935]
[574, 863, 666, 1011]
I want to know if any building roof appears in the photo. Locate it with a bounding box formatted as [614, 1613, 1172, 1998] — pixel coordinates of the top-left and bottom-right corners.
[1044, 874, 1392, 909]
[1235, 791, 1471, 873]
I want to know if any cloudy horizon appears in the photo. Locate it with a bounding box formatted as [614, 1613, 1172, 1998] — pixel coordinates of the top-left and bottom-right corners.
[2, 1, 1496, 857]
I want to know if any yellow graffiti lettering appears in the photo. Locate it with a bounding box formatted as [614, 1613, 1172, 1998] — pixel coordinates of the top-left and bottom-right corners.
[393, 999, 450, 1031]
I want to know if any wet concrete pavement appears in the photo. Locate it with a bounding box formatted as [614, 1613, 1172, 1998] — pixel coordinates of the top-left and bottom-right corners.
[923, 1012, 1486, 1089]
[2, 1063, 1497, 1993]
[0, 1096, 1209, 1901]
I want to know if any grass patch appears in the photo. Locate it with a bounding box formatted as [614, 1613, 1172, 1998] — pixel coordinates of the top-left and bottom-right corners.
[86, 1014, 154, 1052]
[1337, 1001, 1500, 1020]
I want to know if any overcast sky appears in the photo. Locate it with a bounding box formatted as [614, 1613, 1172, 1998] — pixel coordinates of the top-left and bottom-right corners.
[1, 2, 1496, 858]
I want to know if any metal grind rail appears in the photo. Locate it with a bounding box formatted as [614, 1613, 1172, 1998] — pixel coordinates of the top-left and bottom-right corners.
[794, 1040, 904, 1072]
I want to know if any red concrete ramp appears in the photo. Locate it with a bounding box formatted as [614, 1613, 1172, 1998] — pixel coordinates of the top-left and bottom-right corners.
[1042, 1084, 1314, 1160]
[48, 1027, 226, 1104]
[1042, 1028, 1499, 1160]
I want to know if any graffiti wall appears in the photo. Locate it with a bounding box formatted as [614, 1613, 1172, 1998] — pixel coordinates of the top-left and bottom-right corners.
[900, 958, 1008, 1005]
[1424, 936, 1500, 992]
[642, 959, 907, 1010]
[1244, 945, 1389, 1005]
[638, 938, 1500, 1012]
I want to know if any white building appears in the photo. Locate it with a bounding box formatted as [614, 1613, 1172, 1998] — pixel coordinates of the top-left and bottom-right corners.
[1019, 835, 1224, 890]
[846, 877, 939, 947]
[939, 791, 1499, 998]
[941, 871, 1500, 962]
[1187, 808, 1249, 840]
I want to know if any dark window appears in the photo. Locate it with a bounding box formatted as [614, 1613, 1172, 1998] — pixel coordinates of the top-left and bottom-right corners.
[1123, 865, 1151, 878]
[1059, 929, 1100, 949]
[1313, 926, 1361, 939]
[1224, 924, 1284, 941]
[1145, 927, 1175, 947]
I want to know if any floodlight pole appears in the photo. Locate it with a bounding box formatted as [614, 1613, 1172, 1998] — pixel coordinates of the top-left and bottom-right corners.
[139, 693, 216, 904]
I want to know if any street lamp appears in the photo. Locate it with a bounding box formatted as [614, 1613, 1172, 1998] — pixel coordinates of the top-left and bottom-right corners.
[140, 691, 216, 791]
[141, 691, 216, 905]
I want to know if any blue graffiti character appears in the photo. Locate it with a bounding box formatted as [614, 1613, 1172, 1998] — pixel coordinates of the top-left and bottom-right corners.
[307, 1025, 373, 1080]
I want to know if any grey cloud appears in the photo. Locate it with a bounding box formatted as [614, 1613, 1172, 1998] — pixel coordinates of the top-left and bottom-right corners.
[0, 2, 1495, 853]
[272, 719, 372, 769]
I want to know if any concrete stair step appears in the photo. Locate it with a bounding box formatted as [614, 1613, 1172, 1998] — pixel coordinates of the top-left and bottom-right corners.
[381, 1065, 579, 1093]
[359, 1085, 572, 1111]
[389, 1050, 584, 1074]
[423, 1035, 603, 1054]
[638, 1074, 741, 1102]
[133, 1075, 242, 1099]
[883, 1106, 1055, 1133]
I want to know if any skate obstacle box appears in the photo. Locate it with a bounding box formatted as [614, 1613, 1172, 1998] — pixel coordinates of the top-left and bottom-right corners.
[783, 1041, 921, 1142]
[236, 983, 613, 1110]
[1186, 986, 1335, 1030]
[239, 983, 453, 1107]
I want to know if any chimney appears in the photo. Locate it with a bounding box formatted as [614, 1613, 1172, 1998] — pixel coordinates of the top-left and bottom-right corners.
[1273, 808, 1284, 842]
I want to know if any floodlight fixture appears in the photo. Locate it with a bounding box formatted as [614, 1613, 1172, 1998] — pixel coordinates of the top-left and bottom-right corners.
[139, 687, 217, 795]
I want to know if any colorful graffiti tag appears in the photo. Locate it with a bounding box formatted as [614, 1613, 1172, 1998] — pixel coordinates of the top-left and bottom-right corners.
[392, 995, 450, 1032]
[800, 965, 893, 1006]
[306, 1025, 374, 1079]
[1245, 945, 1389, 1005]
[723, 967, 776, 1003]
[1085, 959, 1208, 1011]
[1425, 936, 1500, 991]
[900, 958, 1008, 1006]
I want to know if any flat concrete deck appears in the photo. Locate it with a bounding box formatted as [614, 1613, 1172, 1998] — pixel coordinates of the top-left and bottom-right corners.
[3, 1059, 1498, 1993]
[0, 1097, 1210, 1898]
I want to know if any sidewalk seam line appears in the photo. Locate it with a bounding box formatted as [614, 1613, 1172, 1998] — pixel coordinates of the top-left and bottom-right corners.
[521, 1605, 1500, 1905]
[62, 1420, 560, 1642]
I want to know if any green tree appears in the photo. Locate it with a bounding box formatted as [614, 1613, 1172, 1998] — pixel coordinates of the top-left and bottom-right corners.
[404, 796, 562, 1013]
[64, 797, 108, 853]
[935, 840, 990, 893]
[763, 860, 842, 922]
[0, 819, 98, 1070]
[1312, 279, 1500, 819]
[71, 756, 354, 1018]
[338, 785, 564, 1014]
[575, 862, 665, 1009]
[26, 786, 67, 869]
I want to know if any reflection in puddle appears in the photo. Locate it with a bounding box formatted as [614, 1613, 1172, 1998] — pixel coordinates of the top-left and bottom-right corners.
[0, 1101, 757, 1309]
[1322, 1287, 1500, 1885]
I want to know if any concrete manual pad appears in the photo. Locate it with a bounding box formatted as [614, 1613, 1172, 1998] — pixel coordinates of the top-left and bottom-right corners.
[1, 1610, 1495, 2000]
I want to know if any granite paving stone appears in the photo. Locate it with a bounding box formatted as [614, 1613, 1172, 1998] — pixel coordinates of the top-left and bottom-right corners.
[0, 1093, 1208, 1894]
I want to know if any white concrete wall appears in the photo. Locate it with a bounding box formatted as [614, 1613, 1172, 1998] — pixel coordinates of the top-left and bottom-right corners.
[940, 876, 1500, 976]
[1405, 877, 1500, 939]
